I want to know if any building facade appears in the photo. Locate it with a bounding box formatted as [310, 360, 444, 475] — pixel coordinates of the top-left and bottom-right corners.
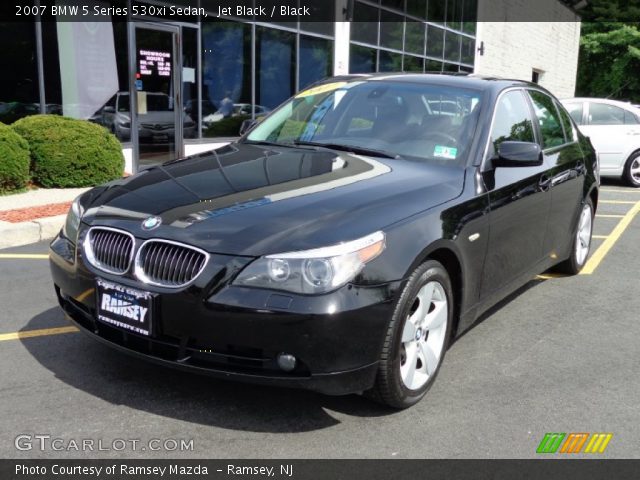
[1, 0, 579, 173]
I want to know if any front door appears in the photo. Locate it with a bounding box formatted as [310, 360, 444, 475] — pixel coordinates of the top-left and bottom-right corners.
[480, 89, 552, 298]
[132, 24, 181, 169]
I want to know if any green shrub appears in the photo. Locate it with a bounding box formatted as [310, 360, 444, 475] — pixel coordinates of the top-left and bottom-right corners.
[12, 115, 124, 188]
[0, 122, 30, 194]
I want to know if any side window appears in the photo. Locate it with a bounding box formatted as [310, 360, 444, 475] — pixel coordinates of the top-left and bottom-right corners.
[589, 103, 625, 125]
[489, 90, 535, 154]
[555, 100, 576, 143]
[528, 90, 565, 149]
[624, 110, 639, 125]
[564, 102, 584, 125]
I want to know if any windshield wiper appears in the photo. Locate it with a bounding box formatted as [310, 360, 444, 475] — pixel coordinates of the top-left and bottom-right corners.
[292, 141, 399, 159]
[242, 140, 318, 151]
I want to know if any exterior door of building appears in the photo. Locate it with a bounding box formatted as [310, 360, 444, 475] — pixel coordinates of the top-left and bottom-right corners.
[131, 23, 182, 170]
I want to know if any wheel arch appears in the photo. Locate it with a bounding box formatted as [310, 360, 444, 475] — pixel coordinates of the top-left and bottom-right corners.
[408, 243, 464, 340]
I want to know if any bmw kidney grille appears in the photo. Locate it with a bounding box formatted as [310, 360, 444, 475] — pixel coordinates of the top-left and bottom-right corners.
[135, 240, 208, 288]
[84, 227, 135, 275]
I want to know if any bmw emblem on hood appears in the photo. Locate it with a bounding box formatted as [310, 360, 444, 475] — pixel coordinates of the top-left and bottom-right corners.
[142, 216, 162, 230]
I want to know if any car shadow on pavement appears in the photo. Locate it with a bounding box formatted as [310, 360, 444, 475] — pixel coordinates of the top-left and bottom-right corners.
[21, 308, 396, 433]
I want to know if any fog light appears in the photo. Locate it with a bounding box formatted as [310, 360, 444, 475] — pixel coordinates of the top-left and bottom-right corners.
[277, 353, 297, 372]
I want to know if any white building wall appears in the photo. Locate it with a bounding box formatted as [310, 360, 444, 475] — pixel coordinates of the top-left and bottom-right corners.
[474, 0, 581, 98]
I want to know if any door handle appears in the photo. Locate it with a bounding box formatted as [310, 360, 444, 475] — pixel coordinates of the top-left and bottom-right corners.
[539, 175, 551, 192]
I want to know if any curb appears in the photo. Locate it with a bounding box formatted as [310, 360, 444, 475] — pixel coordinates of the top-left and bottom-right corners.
[0, 215, 66, 250]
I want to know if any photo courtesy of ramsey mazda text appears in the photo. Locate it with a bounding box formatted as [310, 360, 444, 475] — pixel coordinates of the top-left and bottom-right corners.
[50, 74, 598, 409]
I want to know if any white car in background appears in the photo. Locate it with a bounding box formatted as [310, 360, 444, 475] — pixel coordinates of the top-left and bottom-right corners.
[562, 98, 640, 187]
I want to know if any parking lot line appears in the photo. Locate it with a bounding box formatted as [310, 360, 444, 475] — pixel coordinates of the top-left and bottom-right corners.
[582, 200, 640, 275]
[0, 254, 49, 259]
[600, 188, 640, 193]
[599, 200, 637, 205]
[0, 326, 78, 342]
[596, 214, 625, 218]
[592, 235, 608, 239]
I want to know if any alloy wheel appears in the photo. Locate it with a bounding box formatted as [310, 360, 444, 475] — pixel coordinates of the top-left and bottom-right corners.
[576, 203, 592, 266]
[630, 157, 640, 184]
[400, 281, 448, 390]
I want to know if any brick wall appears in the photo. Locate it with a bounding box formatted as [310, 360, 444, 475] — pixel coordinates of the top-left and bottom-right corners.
[474, 0, 581, 98]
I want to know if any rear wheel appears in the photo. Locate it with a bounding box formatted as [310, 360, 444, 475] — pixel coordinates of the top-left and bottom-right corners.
[623, 151, 640, 187]
[368, 260, 453, 409]
[557, 198, 594, 274]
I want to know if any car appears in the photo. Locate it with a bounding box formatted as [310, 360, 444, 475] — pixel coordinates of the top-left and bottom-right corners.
[561, 97, 640, 187]
[50, 74, 598, 409]
[101, 92, 197, 142]
[203, 103, 271, 127]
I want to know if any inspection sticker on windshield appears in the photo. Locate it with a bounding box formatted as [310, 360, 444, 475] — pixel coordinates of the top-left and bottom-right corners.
[434, 145, 457, 160]
[295, 82, 347, 99]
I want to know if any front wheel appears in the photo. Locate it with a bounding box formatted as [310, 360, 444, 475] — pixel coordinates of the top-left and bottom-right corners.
[367, 260, 453, 409]
[557, 198, 594, 274]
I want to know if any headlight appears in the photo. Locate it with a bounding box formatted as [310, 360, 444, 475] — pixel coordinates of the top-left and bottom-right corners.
[233, 231, 385, 294]
[62, 196, 84, 244]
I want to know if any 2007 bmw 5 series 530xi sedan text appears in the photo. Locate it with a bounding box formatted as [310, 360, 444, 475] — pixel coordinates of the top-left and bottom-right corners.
[50, 74, 599, 408]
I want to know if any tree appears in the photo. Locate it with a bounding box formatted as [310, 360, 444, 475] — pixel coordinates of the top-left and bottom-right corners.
[575, 0, 640, 101]
[577, 23, 640, 102]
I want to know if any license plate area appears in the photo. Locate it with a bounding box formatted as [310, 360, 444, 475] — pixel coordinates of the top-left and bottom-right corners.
[96, 279, 154, 336]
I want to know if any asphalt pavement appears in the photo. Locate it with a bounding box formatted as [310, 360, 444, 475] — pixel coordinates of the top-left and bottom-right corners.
[0, 181, 638, 459]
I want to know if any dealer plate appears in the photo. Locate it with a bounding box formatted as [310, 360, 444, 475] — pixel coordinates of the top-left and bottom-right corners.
[96, 279, 154, 336]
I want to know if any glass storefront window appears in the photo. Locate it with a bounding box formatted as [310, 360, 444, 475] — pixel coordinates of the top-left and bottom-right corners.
[0, 21, 40, 124]
[379, 50, 403, 72]
[407, 0, 428, 19]
[256, 26, 296, 110]
[299, 36, 333, 90]
[445, 31, 461, 63]
[380, 10, 404, 51]
[350, 44, 377, 73]
[352, 2, 379, 45]
[404, 21, 425, 55]
[201, 21, 252, 138]
[42, 17, 129, 140]
[403, 55, 424, 72]
[426, 25, 445, 58]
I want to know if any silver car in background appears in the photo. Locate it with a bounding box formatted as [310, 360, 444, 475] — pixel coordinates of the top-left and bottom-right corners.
[562, 97, 640, 187]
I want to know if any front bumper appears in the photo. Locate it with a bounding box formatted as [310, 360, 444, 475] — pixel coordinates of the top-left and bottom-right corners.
[50, 234, 400, 395]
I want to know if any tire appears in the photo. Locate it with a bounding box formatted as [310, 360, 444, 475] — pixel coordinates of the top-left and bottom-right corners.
[367, 260, 453, 409]
[556, 198, 594, 275]
[623, 151, 640, 188]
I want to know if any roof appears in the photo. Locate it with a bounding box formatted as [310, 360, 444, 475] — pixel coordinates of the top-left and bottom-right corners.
[323, 72, 541, 93]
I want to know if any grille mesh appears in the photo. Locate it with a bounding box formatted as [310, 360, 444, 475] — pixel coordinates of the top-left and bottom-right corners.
[86, 228, 134, 274]
[136, 241, 207, 287]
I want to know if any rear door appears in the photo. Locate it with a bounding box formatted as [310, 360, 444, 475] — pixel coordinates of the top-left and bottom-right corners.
[480, 89, 552, 298]
[527, 90, 585, 259]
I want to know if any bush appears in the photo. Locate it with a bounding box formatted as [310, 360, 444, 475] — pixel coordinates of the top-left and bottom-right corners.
[12, 115, 124, 188]
[0, 122, 30, 194]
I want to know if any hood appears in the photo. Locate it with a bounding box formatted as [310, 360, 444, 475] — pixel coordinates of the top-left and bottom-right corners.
[83, 143, 464, 256]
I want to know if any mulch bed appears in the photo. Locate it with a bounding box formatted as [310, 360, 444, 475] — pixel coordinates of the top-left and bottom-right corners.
[0, 202, 72, 223]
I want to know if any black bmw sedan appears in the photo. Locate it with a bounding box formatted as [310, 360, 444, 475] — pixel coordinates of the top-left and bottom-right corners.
[50, 74, 598, 408]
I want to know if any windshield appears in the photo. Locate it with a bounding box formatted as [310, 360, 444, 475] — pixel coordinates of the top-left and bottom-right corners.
[246, 81, 483, 165]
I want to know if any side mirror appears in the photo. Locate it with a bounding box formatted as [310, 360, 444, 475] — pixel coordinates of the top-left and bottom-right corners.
[493, 141, 543, 167]
[239, 119, 257, 136]
[103, 106, 115, 114]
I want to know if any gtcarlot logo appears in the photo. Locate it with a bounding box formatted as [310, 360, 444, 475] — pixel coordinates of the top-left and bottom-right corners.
[537, 432, 613, 454]
[14, 434, 194, 452]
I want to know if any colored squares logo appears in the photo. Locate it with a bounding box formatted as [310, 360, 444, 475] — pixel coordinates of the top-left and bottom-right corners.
[537, 433, 612, 454]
